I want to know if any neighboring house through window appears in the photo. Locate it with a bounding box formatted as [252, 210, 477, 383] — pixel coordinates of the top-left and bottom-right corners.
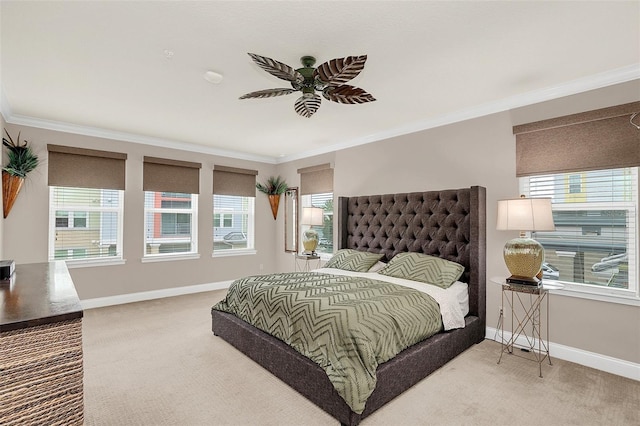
[55, 211, 88, 229]
[144, 191, 198, 255]
[214, 212, 233, 229]
[521, 167, 637, 296]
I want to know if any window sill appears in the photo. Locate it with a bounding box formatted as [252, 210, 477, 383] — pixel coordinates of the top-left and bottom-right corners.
[212, 249, 257, 258]
[62, 258, 126, 269]
[141, 253, 200, 263]
[545, 280, 640, 306]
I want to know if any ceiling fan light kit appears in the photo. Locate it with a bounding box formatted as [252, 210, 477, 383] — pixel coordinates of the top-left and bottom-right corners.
[204, 70, 224, 84]
[240, 53, 376, 118]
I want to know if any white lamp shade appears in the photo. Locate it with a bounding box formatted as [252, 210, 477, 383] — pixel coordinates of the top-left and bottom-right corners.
[302, 207, 324, 226]
[496, 198, 555, 232]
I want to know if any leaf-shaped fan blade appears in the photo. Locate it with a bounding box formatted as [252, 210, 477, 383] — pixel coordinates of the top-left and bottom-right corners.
[313, 55, 368, 85]
[239, 88, 297, 99]
[294, 94, 321, 118]
[248, 53, 304, 84]
[323, 85, 376, 104]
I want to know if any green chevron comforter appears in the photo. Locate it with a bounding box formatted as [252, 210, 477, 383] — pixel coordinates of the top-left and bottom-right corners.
[212, 271, 444, 414]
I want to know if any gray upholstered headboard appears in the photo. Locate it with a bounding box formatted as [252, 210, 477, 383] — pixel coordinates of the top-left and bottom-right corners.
[337, 186, 486, 326]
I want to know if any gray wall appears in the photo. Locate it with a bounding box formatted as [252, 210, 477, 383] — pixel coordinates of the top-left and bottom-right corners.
[0, 125, 278, 300]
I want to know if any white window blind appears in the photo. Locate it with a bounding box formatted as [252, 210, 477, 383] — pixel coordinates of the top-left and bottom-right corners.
[49, 187, 124, 262]
[144, 191, 198, 256]
[213, 194, 254, 253]
[521, 167, 638, 295]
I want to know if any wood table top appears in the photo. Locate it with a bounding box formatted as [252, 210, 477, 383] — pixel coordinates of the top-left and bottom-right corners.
[0, 261, 83, 332]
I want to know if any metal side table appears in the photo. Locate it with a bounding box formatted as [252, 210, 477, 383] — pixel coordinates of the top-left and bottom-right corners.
[493, 277, 563, 377]
[295, 254, 321, 272]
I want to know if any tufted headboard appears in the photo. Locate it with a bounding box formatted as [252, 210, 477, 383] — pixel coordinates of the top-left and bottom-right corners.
[337, 186, 486, 326]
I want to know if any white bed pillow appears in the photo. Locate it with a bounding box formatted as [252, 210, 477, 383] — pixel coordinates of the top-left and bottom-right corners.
[367, 261, 387, 273]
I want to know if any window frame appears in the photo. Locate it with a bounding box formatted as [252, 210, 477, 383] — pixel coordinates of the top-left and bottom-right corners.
[520, 167, 639, 306]
[214, 212, 234, 229]
[212, 194, 256, 257]
[48, 186, 125, 267]
[55, 211, 90, 229]
[143, 191, 199, 261]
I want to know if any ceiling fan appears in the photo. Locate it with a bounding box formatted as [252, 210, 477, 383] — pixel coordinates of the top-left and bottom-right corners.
[239, 53, 376, 118]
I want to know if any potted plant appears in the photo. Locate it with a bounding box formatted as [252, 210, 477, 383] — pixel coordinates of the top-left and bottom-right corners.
[256, 175, 288, 220]
[2, 129, 39, 218]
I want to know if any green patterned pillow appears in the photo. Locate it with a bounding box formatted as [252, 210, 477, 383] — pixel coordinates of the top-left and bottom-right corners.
[378, 252, 464, 288]
[324, 249, 384, 272]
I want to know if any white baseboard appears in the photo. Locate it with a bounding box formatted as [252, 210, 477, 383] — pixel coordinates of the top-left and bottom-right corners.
[81, 281, 233, 310]
[486, 326, 640, 381]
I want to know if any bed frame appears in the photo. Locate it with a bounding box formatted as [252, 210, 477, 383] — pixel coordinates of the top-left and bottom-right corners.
[212, 186, 486, 425]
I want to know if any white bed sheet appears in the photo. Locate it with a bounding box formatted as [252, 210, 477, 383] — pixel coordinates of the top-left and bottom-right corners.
[313, 267, 468, 331]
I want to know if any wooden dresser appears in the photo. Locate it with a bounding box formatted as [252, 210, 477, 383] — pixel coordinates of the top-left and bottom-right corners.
[0, 262, 84, 425]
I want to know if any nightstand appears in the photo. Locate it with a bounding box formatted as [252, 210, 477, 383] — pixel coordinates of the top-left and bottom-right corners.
[295, 254, 321, 272]
[491, 277, 563, 377]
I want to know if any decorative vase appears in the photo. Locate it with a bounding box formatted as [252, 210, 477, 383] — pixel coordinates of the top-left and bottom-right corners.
[268, 194, 281, 220]
[302, 229, 319, 255]
[2, 171, 24, 219]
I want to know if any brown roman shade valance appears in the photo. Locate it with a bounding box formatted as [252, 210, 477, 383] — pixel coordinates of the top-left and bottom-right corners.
[212, 165, 258, 197]
[298, 163, 334, 195]
[143, 156, 201, 194]
[48, 144, 127, 190]
[514, 101, 640, 177]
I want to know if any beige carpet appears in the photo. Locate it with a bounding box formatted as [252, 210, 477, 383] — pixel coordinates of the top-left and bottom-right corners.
[82, 290, 639, 426]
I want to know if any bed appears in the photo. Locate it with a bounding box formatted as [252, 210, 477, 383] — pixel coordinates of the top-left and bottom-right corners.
[211, 186, 486, 425]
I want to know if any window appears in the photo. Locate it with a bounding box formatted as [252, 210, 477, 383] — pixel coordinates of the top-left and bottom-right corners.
[568, 174, 583, 194]
[144, 191, 198, 256]
[298, 163, 334, 255]
[521, 167, 638, 299]
[213, 195, 254, 252]
[301, 192, 333, 254]
[142, 156, 201, 259]
[55, 211, 88, 229]
[49, 187, 124, 262]
[212, 165, 258, 256]
[214, 213, 233, 228]
[47, 144, 127, 265]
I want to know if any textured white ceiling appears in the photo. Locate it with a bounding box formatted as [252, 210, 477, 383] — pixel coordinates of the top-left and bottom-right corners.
[1, 1, 639, 163]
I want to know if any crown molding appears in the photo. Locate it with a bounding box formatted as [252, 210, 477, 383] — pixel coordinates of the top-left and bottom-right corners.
[2, 65, 638, 165]
[276, 64, 640, 163]
[0, 103, 277, 165]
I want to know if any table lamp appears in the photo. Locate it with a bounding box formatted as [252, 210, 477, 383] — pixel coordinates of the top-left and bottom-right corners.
[496, 197, 555, 285]
[301, 207, 324, 255]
